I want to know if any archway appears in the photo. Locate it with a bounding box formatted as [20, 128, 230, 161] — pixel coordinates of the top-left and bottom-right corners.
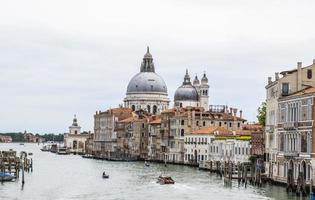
[301, 161, 306, 180]
[147, 105, 151, 113]
[73, 140, 78, 149]
[194, 150, 198, 163]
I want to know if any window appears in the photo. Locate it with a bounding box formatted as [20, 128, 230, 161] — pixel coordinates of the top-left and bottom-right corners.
[147, 105, 151, 113]
[181, 120, 185, 125]
[282, 83, 289, 96]
[203, 121, 206, 126]
[219, 122, 222, 126]
[142, 123, 145, 128]
[307, 69, 312, 79]
[180, 103, 183, 108]
[229, 122, 232, 127]
[153, 105, 157, 114]
[131, 105, 135, 111]
[196, 121, 199, 126]
[181, 129, 184, 137]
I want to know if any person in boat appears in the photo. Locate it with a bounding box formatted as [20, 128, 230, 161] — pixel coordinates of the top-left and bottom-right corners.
[103, 171, 106, 176]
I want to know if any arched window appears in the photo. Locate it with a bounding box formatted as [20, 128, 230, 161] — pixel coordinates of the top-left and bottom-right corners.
[219, 122, 222, 126]
[180, 103, 183, 108]
[74, 130, 78, 134]
[131, 105, 135, 111]
[196, 121, 199, 126]
[181, 120, 185, 125]
[153, 105, 157, 114]
[203, 121, 206, 126]
[147, 105, 151, 113]
[307, 69, 312, 79]
[181, 129, 184, 137]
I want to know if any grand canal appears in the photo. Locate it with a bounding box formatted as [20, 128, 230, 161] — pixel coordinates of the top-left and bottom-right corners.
[0, 143, 309, 200]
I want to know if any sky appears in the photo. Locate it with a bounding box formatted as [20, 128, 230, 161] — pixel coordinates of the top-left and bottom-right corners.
[1, 0, 315, 133]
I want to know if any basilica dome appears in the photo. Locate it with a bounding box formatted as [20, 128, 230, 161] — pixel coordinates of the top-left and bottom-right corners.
[174, 70, 199, 102]
[127, 72, 168, 94]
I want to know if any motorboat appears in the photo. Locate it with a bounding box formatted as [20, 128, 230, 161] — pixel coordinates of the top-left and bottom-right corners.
[102, 173, 109, 179]
[0, 172, 15, 182]
[57, 147, 69, 155]
[157, 176, 175, 184]
[145, 161, 150, 167]
[82, 154, 93, 159]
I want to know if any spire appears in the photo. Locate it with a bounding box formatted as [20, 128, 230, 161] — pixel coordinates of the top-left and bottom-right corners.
[193, 73, 200, 85]
[140, 46, 155, 72]
[72, 114, 78, 126]
[183, 69, 191, 85]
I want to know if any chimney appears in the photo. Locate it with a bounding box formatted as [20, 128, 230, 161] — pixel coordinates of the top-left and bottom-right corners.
[297, 62, 302, 91]
[240, 110, 243, 118]
[268, 77, 272, 84]
[275, 72, 279, 81]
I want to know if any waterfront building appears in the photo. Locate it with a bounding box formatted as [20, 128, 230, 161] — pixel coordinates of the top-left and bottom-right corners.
[0, 135, 12, 143]
[265, 60, 315, 180]
[23, 131, 45, 143]
[272, 87, 315, 185]
[147, 106, 246, 164]
[174, 70, 209, 111]
[93, 108, 133, 158]
[64, 115, 90, 154]
[124, 47, 170, 114]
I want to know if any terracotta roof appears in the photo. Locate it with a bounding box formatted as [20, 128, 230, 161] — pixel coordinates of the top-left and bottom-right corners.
[161, 108, 177, 113]
[108, 107, 133, 113]
[191, 126, 231, 136]
[242, 124, 263, 131]
[288, 87, 315, 97]
[150, 118, 161, 124]
[119, 116, 137, 123]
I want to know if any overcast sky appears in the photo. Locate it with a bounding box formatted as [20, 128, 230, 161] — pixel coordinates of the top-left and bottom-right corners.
[1, 0, 315, 133]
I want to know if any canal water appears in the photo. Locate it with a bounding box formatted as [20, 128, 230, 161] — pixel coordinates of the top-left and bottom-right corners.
[0, 143, 309, 200]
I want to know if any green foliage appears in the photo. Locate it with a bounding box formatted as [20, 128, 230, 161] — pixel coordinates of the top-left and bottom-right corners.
[0, 132, 64, 142]
[248, 155, 257, 164]
[257, 101, 266, 126]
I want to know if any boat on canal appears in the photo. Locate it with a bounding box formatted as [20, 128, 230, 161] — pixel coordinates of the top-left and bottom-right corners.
[157, 175, 175, 184]
[0, 172, 16, 182]
[57, 147, 69, 155]
[102, 172, 109, 179]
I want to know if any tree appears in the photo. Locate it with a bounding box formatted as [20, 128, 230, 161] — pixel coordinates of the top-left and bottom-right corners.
[257, 101, 266, 126]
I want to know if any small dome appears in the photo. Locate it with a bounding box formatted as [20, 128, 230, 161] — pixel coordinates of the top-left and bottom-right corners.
[201, 73, 208, 84]
[127, 72, 168, 94]
[193, 75, 200, 85]
[174, 85, 199, 101]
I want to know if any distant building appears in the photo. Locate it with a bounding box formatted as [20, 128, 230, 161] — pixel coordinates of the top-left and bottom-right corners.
[64, 115, 90, 154]
[23, 131, 45, 143]
[93, 108, 133, 158]
[0, 135, 12, 143]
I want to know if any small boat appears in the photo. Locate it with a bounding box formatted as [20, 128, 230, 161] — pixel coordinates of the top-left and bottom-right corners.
[57, 147, 69, 155]
[28, 152, 33, 156]
[82, 154, 93, 159]
[19, 143, 24, 145]
[0, 172, 15, 182]
[145, 161, 150, 167]
[157, 176, 175, 185]
[102, 174, 109, 179]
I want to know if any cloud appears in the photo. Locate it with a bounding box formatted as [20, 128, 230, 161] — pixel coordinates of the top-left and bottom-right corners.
[0, 0, 315, 132]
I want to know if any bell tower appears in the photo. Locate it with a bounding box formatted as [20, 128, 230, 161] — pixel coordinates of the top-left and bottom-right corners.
[199, 72, 209, 111]
[69, 115, 81, 134]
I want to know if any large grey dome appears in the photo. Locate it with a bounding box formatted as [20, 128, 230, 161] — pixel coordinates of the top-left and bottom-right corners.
[174, 85, 199, 101]
[127, 72, 168, 94]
